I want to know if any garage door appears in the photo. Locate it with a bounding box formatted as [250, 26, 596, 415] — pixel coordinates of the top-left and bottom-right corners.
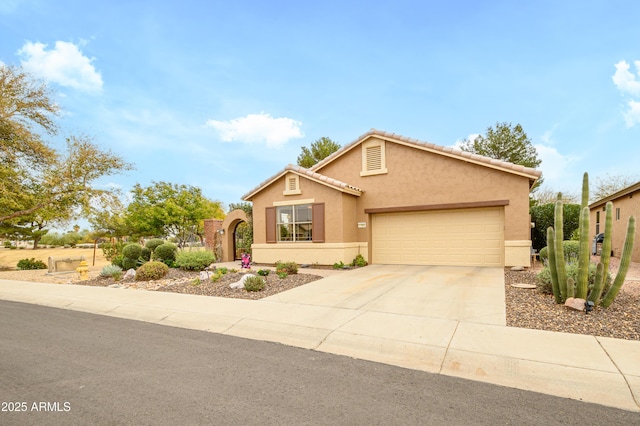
[371, 207, 504, 267]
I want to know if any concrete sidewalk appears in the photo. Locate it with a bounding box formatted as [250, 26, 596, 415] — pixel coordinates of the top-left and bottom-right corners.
[1, 269, 639, 413]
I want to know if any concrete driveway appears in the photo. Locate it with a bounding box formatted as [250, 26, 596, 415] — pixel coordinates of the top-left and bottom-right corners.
[264, 264, 506, 325]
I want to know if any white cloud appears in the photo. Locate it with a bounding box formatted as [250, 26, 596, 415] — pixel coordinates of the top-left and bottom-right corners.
[205, 113, 304, 148]
[613, 60, 640, 96]
[534, 144, 578, 184]
[18, 40, 103, 93]
[450, 133, 479, 150]
[623, 100, 640, 127]
[612, 60, 640, 126]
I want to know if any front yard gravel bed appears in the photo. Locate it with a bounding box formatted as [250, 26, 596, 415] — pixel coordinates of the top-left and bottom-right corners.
[505, 268, 639, 341]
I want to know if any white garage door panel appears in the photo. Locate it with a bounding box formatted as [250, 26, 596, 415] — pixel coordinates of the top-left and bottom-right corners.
[372, 207, 504, 267]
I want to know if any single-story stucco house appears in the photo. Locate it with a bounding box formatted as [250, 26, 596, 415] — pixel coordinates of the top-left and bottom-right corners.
[589, 180, 640, 262]
[241, 129, 541, 267]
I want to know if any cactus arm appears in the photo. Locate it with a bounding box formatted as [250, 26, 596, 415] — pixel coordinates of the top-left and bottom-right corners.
[588, 262, 605, 304]
[554, 200, 567, 301]
[566, 277, 575, 299]
[581, 172, 589, 210]
[601, 216, 636, 308]
[576, 207, 590, 298]
[547, 227, 562, 303]
[599, 202, 613, 290]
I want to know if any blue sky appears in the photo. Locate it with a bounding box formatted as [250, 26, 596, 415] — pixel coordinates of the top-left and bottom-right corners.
[2, 0, 640, 219]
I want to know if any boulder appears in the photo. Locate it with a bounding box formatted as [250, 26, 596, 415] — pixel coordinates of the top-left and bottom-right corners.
[229, 274, 256, 289]
[510, 266, 525, 271]
[564, 297, 586, 311]
[123, 268, 136, 280]
[200, 271, 213, 281]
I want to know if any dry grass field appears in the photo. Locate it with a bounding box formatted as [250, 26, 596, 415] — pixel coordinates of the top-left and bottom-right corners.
[0, 247, 109, 271]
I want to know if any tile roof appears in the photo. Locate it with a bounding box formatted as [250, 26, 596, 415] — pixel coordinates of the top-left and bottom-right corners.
[311, 129, 543, 180]
[242, 164, 362, 200]
[588, 180, 640, 208]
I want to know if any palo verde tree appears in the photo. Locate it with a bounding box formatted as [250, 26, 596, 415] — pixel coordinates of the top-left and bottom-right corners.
[0, 65, 133, 225]
[296, 137, 340, 168]
[125, 181, 225, 247]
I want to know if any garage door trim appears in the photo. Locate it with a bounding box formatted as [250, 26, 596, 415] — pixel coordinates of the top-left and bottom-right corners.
[364, 199, 509, 214]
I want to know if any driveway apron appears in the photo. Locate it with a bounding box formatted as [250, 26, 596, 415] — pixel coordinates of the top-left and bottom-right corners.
[264, 265, 506, 325]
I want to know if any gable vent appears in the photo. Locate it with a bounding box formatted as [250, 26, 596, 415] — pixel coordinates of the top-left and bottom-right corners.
[288, 177, 297, 191]
[366, 145, 382, 171]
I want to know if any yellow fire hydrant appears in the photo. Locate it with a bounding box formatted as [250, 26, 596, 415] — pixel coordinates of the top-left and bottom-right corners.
[76, 260, 89, 281]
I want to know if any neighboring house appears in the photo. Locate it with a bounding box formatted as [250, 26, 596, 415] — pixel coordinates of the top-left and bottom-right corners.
[588, 181, 640, 262]
[242, 130, 541, 267]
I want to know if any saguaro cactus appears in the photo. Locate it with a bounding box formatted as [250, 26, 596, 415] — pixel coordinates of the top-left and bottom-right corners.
[601, 216, 636, 308]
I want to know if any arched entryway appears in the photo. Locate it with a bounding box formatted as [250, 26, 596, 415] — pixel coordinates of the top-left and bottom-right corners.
[221, 209, 250, 262]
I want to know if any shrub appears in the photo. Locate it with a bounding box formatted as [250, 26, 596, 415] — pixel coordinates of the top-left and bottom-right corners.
[537, 263, 612, 295]
[100, 264, 123, 280]
[175, 250, 215, 271]
[135, 261, 169, 281]
[218, 267, 228, 275]
[102, 241, 124, 262]
[145, 238, 165, 252]
[257, 269, 270, 276]
[539, 241, 581, 265]
[333, 261, 345, 269]
[352, 254, 367, 267]
[121, 257, 138, 270]
[211, 273, 222, 282]
[275, 261, 298, 275]
[154, 243, 177, 263]
[276, 271, 288, 279]
[16, 258, 47, 270]
[111, 254, 125, 269]
[244, 276, 265, 292]
[141, 247, 152, 262]
[122, 243, 143, 260]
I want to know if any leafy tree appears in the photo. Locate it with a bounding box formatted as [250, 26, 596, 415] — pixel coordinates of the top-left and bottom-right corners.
[296, 137, 340, 168]
[125, 182, 225, 247]
[592, 173, 639, 202]
[0, 65, 134, 224]
[459, 122, 543, 191]
[530, 202, 581, 251]
[531, 187, 578, 207]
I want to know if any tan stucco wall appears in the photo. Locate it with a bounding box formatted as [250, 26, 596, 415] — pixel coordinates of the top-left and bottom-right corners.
[589, 190, 640, 262]
[252, 242, 368, 265]
[251, 174, 355, 245]
[248, 137, 535, 266]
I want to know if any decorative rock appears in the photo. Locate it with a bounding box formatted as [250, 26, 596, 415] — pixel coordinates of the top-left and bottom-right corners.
[108, 284, 123, 288]
[229, 273, 256, 289]
[510, 283, 537, 289]
[205, 263, 217, 271]
[199, 271, 212, 281]
[123, 268, 136, 280]
[510, 266, 525, 271]
[564, 297, 586, 311]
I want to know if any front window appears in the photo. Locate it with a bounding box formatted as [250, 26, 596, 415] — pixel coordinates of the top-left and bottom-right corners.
[276, 204, 312, 242]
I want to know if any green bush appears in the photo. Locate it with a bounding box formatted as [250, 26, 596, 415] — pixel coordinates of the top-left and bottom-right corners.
[175, 250, 216, 271]
[352, 254, 367, 267]
[154, 243, 177, 263]
[276, 271, 288, 279]
[257, 269, 270, 276]
[333, 261, 345, 269]
[275, 261, 298, 275]
[4, 241, 12, 248]
[141, 247, 152, 262]
[537, 263, 612, 295]
[135, 261, 169, 281]
[16, 258, 47, 270]
[244, 276, 265, 292]
[121, 257, 138, 270]
[102, 241, 124, 262]
[111, 254, 125, 269]
[218, 267, 228, 275]
[145, 238, 165, 252]
[122, 243, 143, 260]
[100, 264, 123, 280]
[539, 240, 581, 265]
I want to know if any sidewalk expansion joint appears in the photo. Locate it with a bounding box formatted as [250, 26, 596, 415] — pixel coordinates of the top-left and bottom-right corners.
[439, 321, 460, 374]
[596, 336, 640, 409]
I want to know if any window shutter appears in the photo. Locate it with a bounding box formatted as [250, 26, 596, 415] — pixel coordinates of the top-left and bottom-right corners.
[366, 145, 382, 171]
[312, 203, 325, 243]
[266, 207, 276, 243]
